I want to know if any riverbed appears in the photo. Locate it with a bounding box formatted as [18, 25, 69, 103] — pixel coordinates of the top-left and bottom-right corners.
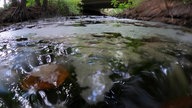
[0, 16, 192, 108]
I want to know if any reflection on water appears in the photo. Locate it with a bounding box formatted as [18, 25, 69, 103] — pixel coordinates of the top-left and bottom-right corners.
[0, 16, 192, 108]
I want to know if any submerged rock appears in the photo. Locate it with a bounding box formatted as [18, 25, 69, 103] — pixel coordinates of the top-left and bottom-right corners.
[21, 64, 69, 90]
[92, 32, 122, 38]
[16, 38, 28, 42]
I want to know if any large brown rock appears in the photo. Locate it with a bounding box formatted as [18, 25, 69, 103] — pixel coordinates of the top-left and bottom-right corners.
[21, 64, 69, 90]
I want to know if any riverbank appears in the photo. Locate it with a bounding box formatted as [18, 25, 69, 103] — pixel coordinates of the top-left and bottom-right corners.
[1, 0, 192, 28]
[0, 6, 58, 28]
[120, 0, 192, 27]
[0, 6, 41, 22]
[0, 0, 81, 26]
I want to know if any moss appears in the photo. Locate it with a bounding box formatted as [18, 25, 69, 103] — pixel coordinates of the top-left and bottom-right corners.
[124, 37, 144, 49]
[103, 32, 122, 38]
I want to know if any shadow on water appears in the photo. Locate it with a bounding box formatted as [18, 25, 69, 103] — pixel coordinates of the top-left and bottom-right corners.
[0, 18, 192, 108]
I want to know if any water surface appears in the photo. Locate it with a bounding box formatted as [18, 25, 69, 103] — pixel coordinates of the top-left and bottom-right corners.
[0, 16, 192, 108]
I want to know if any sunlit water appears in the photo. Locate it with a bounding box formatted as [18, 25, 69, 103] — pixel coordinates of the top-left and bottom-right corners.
[0, 16, 192, 108]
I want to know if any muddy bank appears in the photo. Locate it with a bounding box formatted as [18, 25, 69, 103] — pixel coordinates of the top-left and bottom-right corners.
[120, 0, 192, 27]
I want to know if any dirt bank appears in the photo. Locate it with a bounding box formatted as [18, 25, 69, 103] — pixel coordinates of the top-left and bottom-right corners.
[0, 5, 63, 26]
[120, 0, 192, 27]
[0, 6, 41, 23]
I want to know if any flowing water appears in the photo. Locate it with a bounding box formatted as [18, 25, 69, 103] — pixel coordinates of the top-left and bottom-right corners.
[0, 16, 192, 108]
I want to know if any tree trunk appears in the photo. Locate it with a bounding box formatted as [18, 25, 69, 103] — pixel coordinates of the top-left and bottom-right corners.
[21, 0, 26, 9]
[3, 0, 6, 8]
[42, 0, 48, 11]
[35, 0, 41, 6]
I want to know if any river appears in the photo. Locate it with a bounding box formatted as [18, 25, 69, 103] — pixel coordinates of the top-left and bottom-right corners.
[0, 16, 192, 108]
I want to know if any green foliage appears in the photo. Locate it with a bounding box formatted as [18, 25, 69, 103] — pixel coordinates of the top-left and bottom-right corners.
[63, 0, 82, 15]
[101, 8, 124, 16]
[50, 0, 82, 15]
[111, 0, 120, 7]
[111, 0, 142, 9]
[50, 0, 68, 15]
[26, 0, 35, 7]
[25, 0, 82, 15]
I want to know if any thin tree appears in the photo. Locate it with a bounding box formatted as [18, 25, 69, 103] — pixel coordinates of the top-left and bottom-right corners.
[21, 0, 26, 9]
[3, 0, 6, 8]
[42, 0, 48, 10]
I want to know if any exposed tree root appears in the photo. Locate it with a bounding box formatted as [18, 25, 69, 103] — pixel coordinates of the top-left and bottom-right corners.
[0, 6, 42, 23]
